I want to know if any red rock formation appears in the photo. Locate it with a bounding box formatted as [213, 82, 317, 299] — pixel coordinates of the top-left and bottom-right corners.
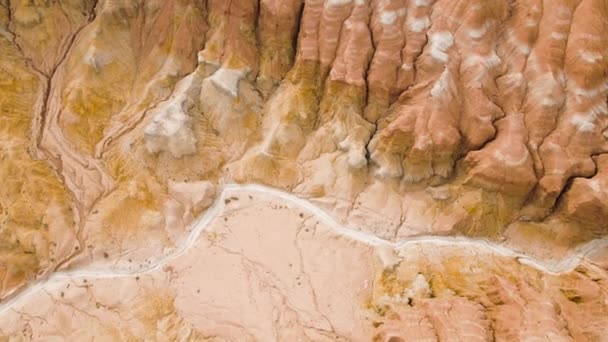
[523, 0, 608, 219]
[558, 154, 608, 234]
[1, 0, 608, 338]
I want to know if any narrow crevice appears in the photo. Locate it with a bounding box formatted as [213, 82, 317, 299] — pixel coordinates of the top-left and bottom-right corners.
[364, 121, 378, 167]
[290, 0, 305, 68]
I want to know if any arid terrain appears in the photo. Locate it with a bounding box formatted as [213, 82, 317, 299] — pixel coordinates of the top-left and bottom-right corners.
[0, 0, 607, 340]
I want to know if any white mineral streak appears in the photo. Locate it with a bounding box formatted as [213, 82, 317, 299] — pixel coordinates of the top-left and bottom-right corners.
[2, 183, 607, 315]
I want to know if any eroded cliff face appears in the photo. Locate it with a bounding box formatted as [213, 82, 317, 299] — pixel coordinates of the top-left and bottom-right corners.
[1, 0, 608, 340]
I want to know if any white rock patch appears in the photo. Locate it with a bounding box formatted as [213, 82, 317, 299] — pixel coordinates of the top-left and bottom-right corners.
[377, 247, 401, 268]
[572, 80, 608, 98]
[208, 67, 246, 97]
[588, 179, 601, 193]
[429, 31, 454, 63]
[84, 46, 112, 72]
[462, 52, 501, 70]
[415, 0, 431, 7]
[551, 32, 567, 41]
[579, 51, 603, 64]
[467, 21, 493, 39]
[326, 0, 353, 6]
[380, 9, 406, 25]
[406, 274, 431, 299]
[144, 102, 197, 158]
[570, 114, 596, 133]
[409, 16, 430, 32]
[144, 74, 199, 158]
[431, 69, 450, 97]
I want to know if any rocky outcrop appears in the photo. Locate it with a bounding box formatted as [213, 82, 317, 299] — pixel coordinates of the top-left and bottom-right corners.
[1, 0, 608, 339]
[557, 154, 608, 237]
[522, 0, 608, 220]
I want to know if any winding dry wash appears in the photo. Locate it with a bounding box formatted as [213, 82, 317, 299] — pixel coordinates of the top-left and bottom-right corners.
[2, 184, 608, 340]
[1, 0, 608, 340]
[0, 184, 604, 313]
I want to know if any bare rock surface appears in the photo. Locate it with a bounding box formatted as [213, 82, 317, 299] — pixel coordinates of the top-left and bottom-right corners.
[1, 0, 608, 339]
